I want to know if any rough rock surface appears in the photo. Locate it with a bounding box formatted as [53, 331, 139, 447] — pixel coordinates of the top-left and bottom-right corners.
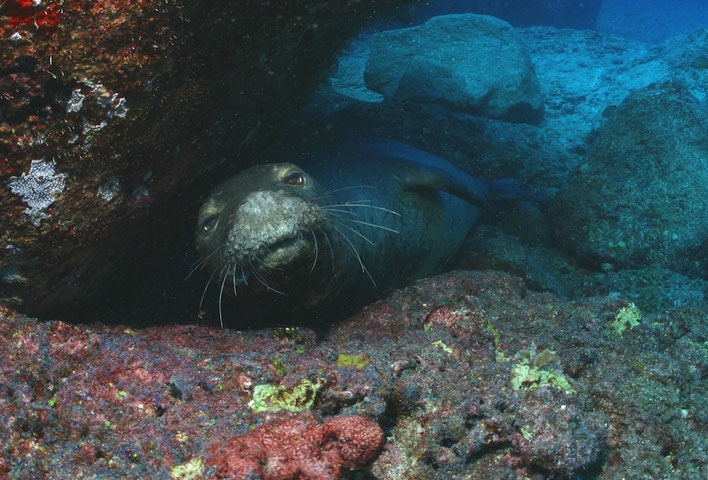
[0, 0, 411, 316]
[1, 270, 705, 479]
[459, 226, 708, 313]
[551, 81, 708, 276]
[410, 0, 603, 30]
[517, 27, 708, 155]
[207, 417, 383, 479]
[364, 14, 544, 124]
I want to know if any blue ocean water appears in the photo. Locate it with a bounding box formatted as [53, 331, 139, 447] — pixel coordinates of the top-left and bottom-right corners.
[405, 0, 708, 43]
[597, 0, 708, 43]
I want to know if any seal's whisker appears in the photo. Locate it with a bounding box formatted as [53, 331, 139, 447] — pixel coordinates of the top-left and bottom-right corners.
[188, 246, 221, 269]
[251, 254, 268, 267]
[199, 268, 218, 310]
[323, 211, 400, 234]
[331, 220, 375, 246]
[231, 263, 239, 297]
[185, 260, 208, 280]
[332, 225, 377, 288]
[249, 259, 285, 295]
[252, 253, 279, 271]
[327, 214, 400, 234]
[218, 267, 229, 329]
[313, 185, 376, 200]
[241, 265, 249, 286]
[319, 207, 359, 217]
[310, 229, 319, 274]
[322, 200, 371, 205]
[318, 227, 335, 273]
[320, 199, 373, 207]
[186, 246, 224, 280]
[248, 258, 266, 284]
[186, 257, 209, 277]
[323, 203, 401, 217]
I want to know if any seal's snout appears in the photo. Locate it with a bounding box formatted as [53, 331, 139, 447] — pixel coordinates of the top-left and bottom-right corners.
[225, 190, 320, 268]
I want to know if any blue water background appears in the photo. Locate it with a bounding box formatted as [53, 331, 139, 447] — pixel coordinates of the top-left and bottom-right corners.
[407, 0, 708, 43]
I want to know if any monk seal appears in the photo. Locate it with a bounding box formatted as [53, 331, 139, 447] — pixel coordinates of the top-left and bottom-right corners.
[195, 141, 533, 325]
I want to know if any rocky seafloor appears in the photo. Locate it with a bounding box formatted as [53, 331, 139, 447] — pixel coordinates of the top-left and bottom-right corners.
[1, 270, 706, 479]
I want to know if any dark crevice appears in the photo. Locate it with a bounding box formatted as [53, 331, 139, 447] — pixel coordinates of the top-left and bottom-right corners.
[197, 381, 212, 393]
[464, 441, 512, 465]
[521, 446, 608, 480]
[0, 56, 73, 124]
[166, 382, 182, 400]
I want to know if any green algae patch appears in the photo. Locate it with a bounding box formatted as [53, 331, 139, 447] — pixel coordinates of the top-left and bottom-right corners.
[336, 354, 370, 369]
[431, 340, 453, 354]
[170, 456, 204, 480]
[486, 320, 511, 362]
[249, 379, 322, 413]
[520, 425, 534, 440]
[511, 363, 576, 395]
[516, 347, 556, 368]
[609, 302, 641, 335]
[532, 348, 556, 368]
[270, 359, 288, 376]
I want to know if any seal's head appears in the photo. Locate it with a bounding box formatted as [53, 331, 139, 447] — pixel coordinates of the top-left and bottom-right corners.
[196, 163, 324, 281]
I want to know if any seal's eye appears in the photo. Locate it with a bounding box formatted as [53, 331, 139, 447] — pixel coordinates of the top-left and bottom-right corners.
[283, 171, 305, 187]
[200, 213, 219, 233]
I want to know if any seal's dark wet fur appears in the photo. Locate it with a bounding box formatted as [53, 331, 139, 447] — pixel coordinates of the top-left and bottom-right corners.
[195, 141, 516, 325]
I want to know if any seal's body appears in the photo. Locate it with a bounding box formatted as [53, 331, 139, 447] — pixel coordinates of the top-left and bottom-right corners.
[196, 141, 502, 323]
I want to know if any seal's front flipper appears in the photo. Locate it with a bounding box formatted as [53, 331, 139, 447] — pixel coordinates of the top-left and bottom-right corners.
[353, 141, 491, 209]
[398, 163, 492, 210]
[355, 141, 543, 209]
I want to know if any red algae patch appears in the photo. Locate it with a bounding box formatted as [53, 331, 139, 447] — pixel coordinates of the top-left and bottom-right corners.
[207, 417, 383, 480]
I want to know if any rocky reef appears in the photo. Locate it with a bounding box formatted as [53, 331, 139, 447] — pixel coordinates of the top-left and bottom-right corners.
[551, 81, 708, 277]
[0, 270, 705, 478]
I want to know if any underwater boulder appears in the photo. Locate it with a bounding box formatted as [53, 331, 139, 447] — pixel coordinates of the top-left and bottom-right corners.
[0, 0, 411, 317]
[411, 0, 603, 31]
[551, 81, 708, 277]
[364, 13, 544, 124]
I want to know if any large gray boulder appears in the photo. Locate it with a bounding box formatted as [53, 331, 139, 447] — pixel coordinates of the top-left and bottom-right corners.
[551, 82, 708, 277]
[364, 14, 544, 124]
